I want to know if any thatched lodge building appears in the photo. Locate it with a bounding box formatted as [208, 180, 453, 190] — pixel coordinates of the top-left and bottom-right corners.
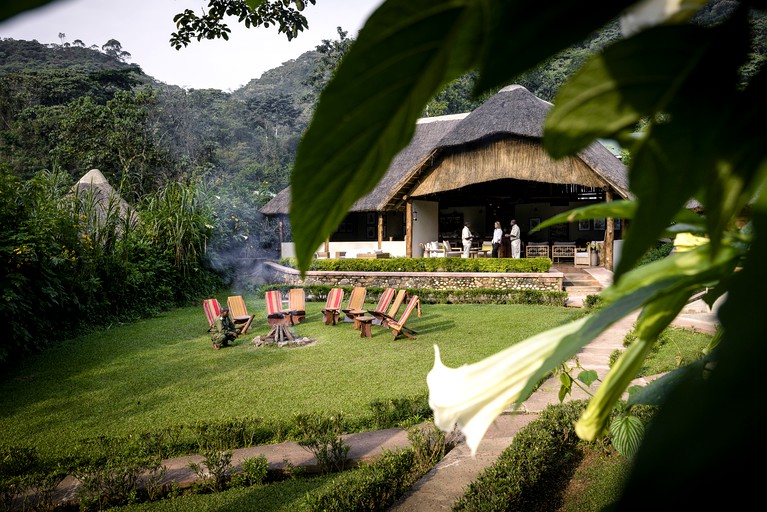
[261, 85, 630, 269]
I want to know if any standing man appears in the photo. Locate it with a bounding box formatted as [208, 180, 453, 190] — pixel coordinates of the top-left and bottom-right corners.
[461, 221, 473, 258]
[491, 221, 503, 258]
[509, 219, 521, 259]
[211, 306, 238, 349]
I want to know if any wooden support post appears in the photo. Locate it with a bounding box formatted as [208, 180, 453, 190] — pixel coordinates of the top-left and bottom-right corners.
[377, 213, 383, 250]
[405, 200, 412, 258]
[605, 189, 615, 271]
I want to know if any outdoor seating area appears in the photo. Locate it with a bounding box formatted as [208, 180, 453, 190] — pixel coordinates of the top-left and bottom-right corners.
[205, 287, 420, 341]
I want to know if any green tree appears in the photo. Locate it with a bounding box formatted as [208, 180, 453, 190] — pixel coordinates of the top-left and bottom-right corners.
[169, 0, 317, 50]
[303, 26, 355, 100]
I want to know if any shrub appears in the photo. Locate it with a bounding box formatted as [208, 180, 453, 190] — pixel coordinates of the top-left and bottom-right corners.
[303, 449, 418, 512]
[259, 284, 567, 307]
[294, 413, 350, 475]
[455, 402, 589, 511]
[278, 256, 552, 273]
[637, 241, 674, 267]
[230, 455, 268, 488]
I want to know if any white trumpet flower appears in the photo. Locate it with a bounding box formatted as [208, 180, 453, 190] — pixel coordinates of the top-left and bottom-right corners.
[428, 317, 588, 456]
[620, 0, 707, 36]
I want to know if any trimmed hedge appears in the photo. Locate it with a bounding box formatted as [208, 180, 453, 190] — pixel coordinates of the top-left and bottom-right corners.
[303, 449, 419, 511]
[278, 257, 552, 273]
[454, 402, 590, 511]
[259, 284, 568, 306]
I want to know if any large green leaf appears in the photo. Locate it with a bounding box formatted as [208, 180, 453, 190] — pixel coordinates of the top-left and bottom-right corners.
[475, 0, 636, 94]
[703, 67, 767, 254]
[533, 200, 636, 233]
[610, 414, 644, 459]
[0, 0, 55, 22]
[291, 0, 485, 272]
[544, 25, 710, 158]
[602, 244, 740, 301]
[615, 209, 766, 507]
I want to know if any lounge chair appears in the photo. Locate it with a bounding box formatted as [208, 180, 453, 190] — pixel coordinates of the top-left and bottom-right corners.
[203, 298, 221, 332]
[264, 290, 288, 326]
[287, 288, 306, 325]
[321, 288, 345, 325]
[227, 295, 256, 334]
[370, 289, 407, 327]
[575, 245, 591, 267]
[365, 288, 395, 319]
[342, 286, 367, 323]
[388, 294, 422, 340]
[443, 240, 462, 257]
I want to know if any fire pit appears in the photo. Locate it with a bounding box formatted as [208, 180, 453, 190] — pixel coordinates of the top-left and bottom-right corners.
[251, 324, 315, 348]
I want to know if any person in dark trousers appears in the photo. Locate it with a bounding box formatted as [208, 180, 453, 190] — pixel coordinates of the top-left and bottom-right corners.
[491, 221, 503, 258]
[211, 307, 238, 349]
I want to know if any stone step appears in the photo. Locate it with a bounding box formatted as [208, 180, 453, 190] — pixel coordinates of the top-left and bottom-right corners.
[564, 286, 602, 294]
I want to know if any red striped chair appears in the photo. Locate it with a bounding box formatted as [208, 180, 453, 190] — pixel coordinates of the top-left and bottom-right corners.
[366, 288, 395, 325]
[321, 288, 344, 325]
[388, 295, 421, 340]
[203, 298, 221, 332]
[370, 289, 407, 328]
[265, 290, 287, 326]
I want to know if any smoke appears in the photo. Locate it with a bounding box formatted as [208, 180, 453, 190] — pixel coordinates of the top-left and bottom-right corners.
[204, 241, 277, 293]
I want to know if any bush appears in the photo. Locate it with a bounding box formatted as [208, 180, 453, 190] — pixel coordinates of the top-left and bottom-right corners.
[259, 284, 567, 307]
[278, 256, 552, 273]
[455, 402, 589, 511]
[303, 449, 419, 512]
[637, 241, 674, 266]
[0, 169, 224, 367]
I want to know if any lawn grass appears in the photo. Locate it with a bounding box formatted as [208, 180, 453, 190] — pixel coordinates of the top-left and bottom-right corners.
[0, 297, 579, 458]
[111, 474, 336, 512]
[638, 326, 713, 376]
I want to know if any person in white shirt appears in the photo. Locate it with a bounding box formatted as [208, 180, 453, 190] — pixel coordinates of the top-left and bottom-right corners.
[509, 219, 521, 258]
[461, 221, 473, 258]
[491, 221, 503, 258]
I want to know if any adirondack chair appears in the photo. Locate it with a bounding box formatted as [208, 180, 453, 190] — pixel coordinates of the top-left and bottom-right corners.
[203, 298, 221, 332]
[264, 290, 287, 326]
[388, 295, 421, 340]
[342, 286, 367, 323]
[287, 288, 306, 325]
[227, 295, 256, 334]
[369, 289, 407, 327]
[321, 288, 345, 325]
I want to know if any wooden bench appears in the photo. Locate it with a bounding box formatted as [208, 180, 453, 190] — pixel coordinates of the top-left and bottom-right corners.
[551, 242, 577, 263]
[526, 242, 550, 258]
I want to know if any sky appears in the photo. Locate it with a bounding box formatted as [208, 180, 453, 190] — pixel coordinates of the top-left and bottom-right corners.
[0, 0, 383, 91]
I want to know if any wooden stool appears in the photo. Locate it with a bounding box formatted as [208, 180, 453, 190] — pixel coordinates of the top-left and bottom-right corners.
[357, 316, 375, 338]
[349, 309, 368, 330]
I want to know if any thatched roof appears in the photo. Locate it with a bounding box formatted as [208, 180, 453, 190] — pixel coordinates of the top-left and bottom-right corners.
[71, 169, 139, 227]
[260, 85, 630, 215]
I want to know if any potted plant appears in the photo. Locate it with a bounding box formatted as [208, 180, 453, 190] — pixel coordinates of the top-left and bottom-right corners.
[589, 241, 600, 266]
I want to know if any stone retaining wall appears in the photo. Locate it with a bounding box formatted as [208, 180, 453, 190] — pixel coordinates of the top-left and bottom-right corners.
[264, 262, 563, 291]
